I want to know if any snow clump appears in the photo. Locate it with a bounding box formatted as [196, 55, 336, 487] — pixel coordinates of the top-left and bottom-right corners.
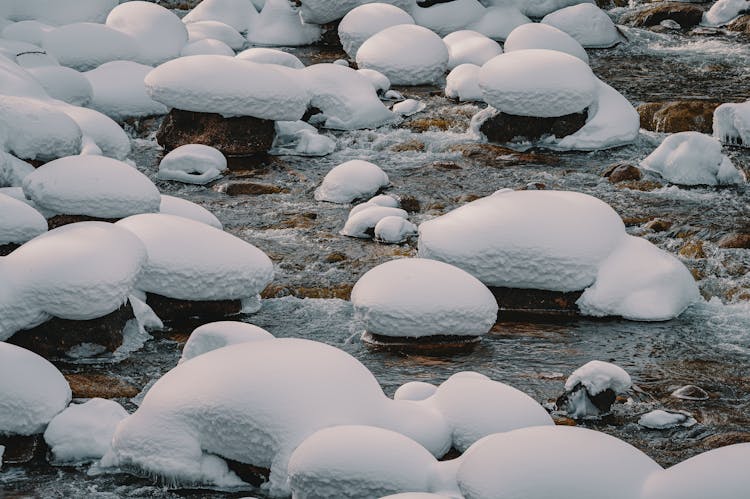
[157, 144, 227, 185]
[84, 61, 169, 121]
[713, 99, 750, 147]
[703, 0, 750, 26]
[338, 3, 415, 59]
[315, 160, 389, 203]
[466, 6, 531, 41]
[235, 47, 304, 68]
[246, 0, 321, 47]
[0, 193, 47, 245]
[182, 0, 259, 33]
[374, 216, 418, 243]
[180, 321, 274, 363]
[541, 3, 622, 48]
[445, 64, 482, 101]
[159, 195, 223, 230]
[341, 205, 408, 238]
[180, 38, 235, 57]
[41, 23, 139, 71]
[558, 360, 631, 418]
[185, 20, 247, 50]
[503, 23, 589, 64]
[444, 30, 502, 70]
[272, 121, 336, 157]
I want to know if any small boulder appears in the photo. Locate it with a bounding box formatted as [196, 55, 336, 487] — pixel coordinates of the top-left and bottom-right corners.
[604, 162, 642, 183]
[718, 233, 750, 249]
[637, 101, 721, 134]
[478, 108, 588, 144]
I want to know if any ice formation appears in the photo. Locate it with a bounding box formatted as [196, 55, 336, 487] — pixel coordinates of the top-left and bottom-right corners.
[338, 3, 415, 59]
[180, 321, 274, 362]
[443, 30, 502, 70]
[541, 3, 622, 48]
[157, 144, 227, 185]
[713, 100, 750, 147]
[159, 195, 223, 230]
[315, 160, 390, 203]
[504, 23, 589, 64]
[0, 192, 47, 245]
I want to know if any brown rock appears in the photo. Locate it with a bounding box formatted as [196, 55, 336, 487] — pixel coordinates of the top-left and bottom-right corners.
[0, 434, 45, 464]
[324, 251, 348, 263]
[637, 101, 720, 133]
[261, 284, 353, 300]
[702, 432, 750, 449]
[399, 195, 421, 213]
[490, 287, 583, 317]
[604, 162, 643, 183]
[616, 180, 663, 191]
[645, 218, 673, 232]
[0, 243, 20, 256]
[478, 109, 588, 144]
[679, 240, 706, 259]
[47, 214, 120, 230]
[391, 140, 426, 152]
[406, 117, 461, 132]
[622, 3, 704, 29]
[145, 292, 242, 323]
[553, 415, 578, 426]
[448, 143, 558, 166]
[727, 14, 750, 33]
[224, 182, 286, 196]
[718, 233, 750, 249]
[64, 373, 140, 399]
[274, 212, 318, 229]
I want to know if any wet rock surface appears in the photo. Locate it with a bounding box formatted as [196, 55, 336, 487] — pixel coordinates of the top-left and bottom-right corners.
[47, 214, 120, 230]
[621, 3, 704, 30]
[637, 100, 721, 133]
[478, 110, 589, 144]
[145, 292, 242, 323]
[0, 243, 20, 256]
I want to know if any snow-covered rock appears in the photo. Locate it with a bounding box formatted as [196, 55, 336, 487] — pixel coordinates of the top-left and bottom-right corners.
[0, 153, 35, 188]
[713, 100, 750, 147]
[115, 213, 273, 302]
[565, 360, 631, 397]
[22, 155, 160, 219]
[638, 410, 696, 430]
[444, 30, 502, 70]
[411, 0, 486, 37]
[1, 20, 55, 46]
[491, 0, 595, 19]
[703, 0, 750, 26]
[235, 47, 304, 68]
[180, 321, 273, 363]
[182, 0, 258, 33]
[342, 205, 408, 238]
[374, 216, 417, 243]
[25, 66, 93, 107]
[43, 398, 128, 463]
[0, 193, 46, 245]
[394, 381, 438, 401]
[356, 24, 449, 86]
[105, 1, 188, 66]
[84, 61, 168, 122]
[180, 39, 235, 57]
[392, 98, 425, 117]
[272, 121, 336, 156]
[338, 3, 415, 58]
[298, 0, 412, 24]
[504, 23, 589, 64]
[445, 63, 482, 101]
[350, 194, 401, 216]
[159, 195, 223, 230]
[351, 258, 497, 338]
[157, 144, 227, 185]
[7, 0, 118, 25]
[246, 0, 321, 47]
[576, 235, 700, 321]
[42, 23, 139, 71]
[418, 190, 625, 291]
[357, 68, 391, 95]
[303, 63, 397, 130]
[541, 3, 622, 48]
[53, 102, 131, 160]
[145, 55, 308, 120]
[315, 160, 390, 203]
[0, 343, 71, 435]
[466, 6, 531, 41]
[641, 132, 745, 186]
[186, 20, 246, 50]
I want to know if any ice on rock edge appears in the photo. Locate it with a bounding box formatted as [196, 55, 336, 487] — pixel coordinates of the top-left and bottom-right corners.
[0, 192, 47, 245]
[159, 195, 223, 230]
[180, 321, 274, 363]
[315, 159, 390, 204]
[351, 258, 498, 338]
[338, 3, 415, 59]
[157, 144, 227, 185]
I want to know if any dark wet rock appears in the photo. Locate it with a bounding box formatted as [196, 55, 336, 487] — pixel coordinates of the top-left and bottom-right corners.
[521, 182, 547, 190]
[671, 384, 710, 401]
[621, 3, 704, 30]
[645, 218, 673, 232]
[439, 447, 463, 461]
[604, 162, 642, 183]
[679, 240, 706, 259]
[47, 214, 120, 230]
[64, 373, 140, 399]
[314, 20, 342, 50]
[490, 286, 582, 317]
[272, 213, 318, 229]
[478, 109, 588, 144]
[0, 243, 20, 256]
[556, 383, 618, 419]
[596, 0, 629, 9]
[637, 101, 721, 133]
[418, 0, 454, 7]
[0, 434, 45, 465]
[156, 109, 275, 167]
[718, 233, 750, 249]
[361, 331, 481, 353]
[145, 292, 241, 323]
[261, 284, 353, 300]
[622, 216, 652, 227]
[448, 143, 559, 166]
[223, 182, 287, 196]
[399, 195, 421, 212]
[225, 459, 270, 488]
[324, 251, 348, 263]
[6, 303, 132, 359]
[727, 14, 750, 33]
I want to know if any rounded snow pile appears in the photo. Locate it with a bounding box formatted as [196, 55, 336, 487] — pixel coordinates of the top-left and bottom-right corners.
[479, 49, 596, 117]
[411, 0, 486, 37]
[541, 3, 621, 48]
[181, 38, 235, 57]
[84, 61, 168, 122]
[515, 0, 594, 18]
[374, 216, 417, 244]
[444, 30, 502, 70]
[114, 213, 274, 302]
[0, 193, 47, 245]
[0, 343, 71, 435]
[182, 0, 258, 33]
[159, 195, 223, 229]
[24, 64, 93, 107]
[41, 23, 139, 71]
[22, 156, 161, 219]
[180, 321, 274, 363]
[504, 23, 589, 63]
[713, 99, 750, 147]
[466, 6, 531, 41]
[338, 3, 415, 58]
[298, 0, 413, 25]
[7, 0, 118, 25]
[235, 47, 304, 68]
[185, 21, 245, 50]
[445, 64, 482, 101]
[246, 0, 322, 47]
[315, 160, 389, 203]
[640, 132, 745, 186]
[356, 24, 449, 86]
[145, 55, 308, 120]
[341, 205, 408, 239]
[157, 144, 227, 185]
[351, 258, 498, 338]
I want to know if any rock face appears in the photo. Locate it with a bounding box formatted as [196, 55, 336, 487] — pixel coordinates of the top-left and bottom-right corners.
[361, 331, 482, 353]
[479, 109, 588, 144]
[621, 3, 704, 29]
[156, 109, 275, 168]
[637, 101, 721, 133]
[6, 303, 133, 358]
[490, 287, 583, 317]
[145, 292, 242, 323]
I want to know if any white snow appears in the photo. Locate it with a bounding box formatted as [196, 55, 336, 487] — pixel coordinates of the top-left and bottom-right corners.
[488, 0, 596, 19]
[357, 68, 391, 94]
[418, 190, 626, 291]
[159, 195, 223, 230]
[0, 193, 46, 245]
[315, 159, 390, 203]
[26, 65, 93, 107]
[41, 23, 139, 72]
[504, 23, 589, 63]
[411, 0, 485, 37]
[0, 343, 71, 435]
[356, 24, 449, 86]
[180, 321, 274, 363]
[157, 144, 227, 185]
[54, 101, 131, 159]
[642, 444, 750, 499]
[298, 0, 412, 24]
[22, 155, 161, 219]
[186, 21, 246, 50]
[6, 0, 118, 25]
[246, 0, 321, 47]
[115, 213, 274, 302]
[84, 61, 168, 122]
[105, 1, 188, 66]
[350, 194, 400, 216]
[638, 410, 695, 430]
[394, 381, 438, 401]
[703, 0, 750, 26]
[181, 38, 236, 57]
[182, 0, 258, 33]
[145, 55, 309, 120]
[466, 6, 531, 41]
[43, 398, 128, 463]
[235, 47, 304, 68]
[713, 99, 750, 147]
[2, 20, 55, 47]
[392, 98, 425, 117]
[576, 235, 700, 321]
[374, 216, 417, 243]
[338, 3, 415, 58]
[272, 121, 336, 157]
[0, 152, 35, 188]
[564, 360, 632, 396]
[641, 132, 745, 186]
[456, 426, 661, 499]
[351, 258, 498, 338]
[541, 3, 622, 48]
[444, 30, 502, 70]
[341, 206, 408, 238]
[445, 63, 482, 101]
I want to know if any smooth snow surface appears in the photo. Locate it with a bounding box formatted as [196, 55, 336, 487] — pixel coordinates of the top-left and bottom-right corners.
[158, 144, 227, 185]
[445, 64, 482, 101]
[182, 0, 258, 33]
[0, 343, 71, 435]
[466, 6, 531, 41]
[0, 193, 47, 245]
[246, 0, 321, 47]
[357, 68, 391, 94]
[159, 195, 223, 230]
[564, 360, 632, 395]
[0, 153, 35, 188]
[43, 398, 128, 463]
[411, 0, 485, 37]
[341, 206, 408, 238]
[315, 160, 390, 203]
[351, 258, 497, 338]
[22, 155, 160, 218]
[1, 20, 55, 46]
[338, 3, 415, 58]
[53, 101, 131, 159]
[272, 121, 336, 157]
[491, 0, 595, 18]
[713, 100, 750, 147]
[180, 321, 274, 362]
[84, 61, 168, 122]
[541, 3, 621, 48]
[26, 66, 93, 107]
[641, 132, 745, 186]
[115, 213, 274, 302]
[356, 24, 449, 86]
[180, 38, 235, 57]
[6, 0, 118, 25]
[42, 23, 139, 71]
[374, 216, 417, 243]
[504, 23, 589, 63]
[444, 30, 502, 70]
[235, 48, 304, 68]
[298, 0, 412, 24]
[394, 381, 438, 401]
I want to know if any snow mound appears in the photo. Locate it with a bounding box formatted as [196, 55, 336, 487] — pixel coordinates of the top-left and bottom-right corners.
[374, 216, 417, 243]
[392, 98, 425, 117]
[541, 3, 622, 48]
[418, 190, 625, 291]
[298, 0, 412, 24]
[713, 100, 750, 147]
[0, 343, 71, 435]
[145, 55, 308, 120]
[182, 0, 258, 33]
[357, 68, 391, 94]
[457, 426, 661, 499]
[338, 3, 415, 58]
[703, 0, 750, 26]
[246, 0, 321, 47]
[466, 6, 531, 41]
[235, 47, 304, 68]
[180, 39, 235, 57]
[0, 153, 35, 188]
[288, 425, 438, 499]
[0, 51, 51, 98]
[504, 23, 589, 63]
[105, 1, 188, 65]
[26, 65, 93, 107]
[302, 63, 397, 130]
[272, 121, 336, 157]
[445, 63, 482, 101]
[641, 132, 745, 186]
[159, 195, 223, 230]
[351, 258, 497, 338]
[0, 193, 47, 245]
[115, 213, 274, 302]
[444, 30, 502, 70]
[54, 102, 131, 160]
[479, 49, 595, 117]
[642, 444, 750, 499]
[576, 235, 700, 321]
[22, 155, 160, 219]
[411, 0, 486, 37]
[7, 0, 118, 25]
[638, 410, 696, 430]
[181, 321, 274, 362]
[356, 24, 449, 86]
[564, 360, 631, 396]
[350, 194, 401, 216]
[505, 0, 596, 19]
[394, 381, 438, 401]
[84, 61, 168, 122]
[1, 20, 55, 46]
[44, 398, 128, 463]
[186, 20, 246, 50]
[315, 159, 389, 203]
[342, 206, 408, 238]
[42, 23, 139, 71]
[157, 144, 226, 185]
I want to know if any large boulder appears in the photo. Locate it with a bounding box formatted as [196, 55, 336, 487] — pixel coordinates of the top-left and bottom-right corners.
[621, 2, 704, 30]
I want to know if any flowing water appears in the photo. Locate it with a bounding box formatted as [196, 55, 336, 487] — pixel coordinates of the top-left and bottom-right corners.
[2, 9, 750, 499]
